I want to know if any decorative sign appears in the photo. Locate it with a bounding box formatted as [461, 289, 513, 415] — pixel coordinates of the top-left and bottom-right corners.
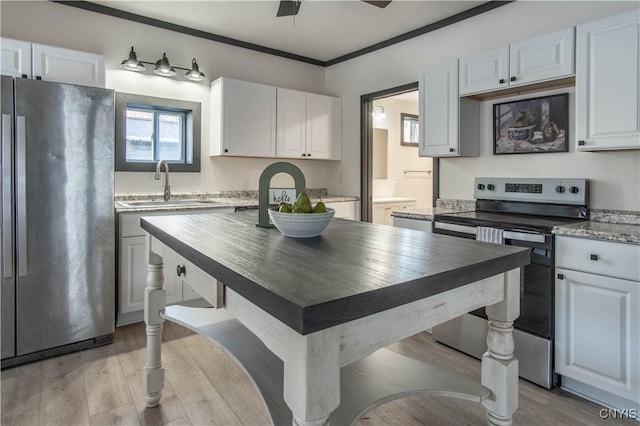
[269, 188, 296, 205]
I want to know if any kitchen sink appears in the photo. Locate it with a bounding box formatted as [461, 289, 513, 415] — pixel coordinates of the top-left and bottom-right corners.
[120, 199, 228, 208]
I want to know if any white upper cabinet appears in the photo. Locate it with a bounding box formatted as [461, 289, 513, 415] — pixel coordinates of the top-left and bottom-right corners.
[306, 93, 341, 160]
[210, 77, 277, 157]
[276, 88, 307, 158]
[1, 38, 31, 78]
[576, 10, 640, 151]
[276, 88, 341, 160]
[459, 28, 575, 96]
[419, 60, 479, 158]
[1, 38, 105, 87]
[32, 44, 105, 87]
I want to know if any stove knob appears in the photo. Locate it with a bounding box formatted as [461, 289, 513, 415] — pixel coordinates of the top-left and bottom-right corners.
[556, 185, 566, 193]
[477, 183, 485, 190]
[569, 186, 580, 194]
[487, 184, 495, 190]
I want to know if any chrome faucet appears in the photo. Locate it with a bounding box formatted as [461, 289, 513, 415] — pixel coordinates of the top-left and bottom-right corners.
[154, 160, 171, 201]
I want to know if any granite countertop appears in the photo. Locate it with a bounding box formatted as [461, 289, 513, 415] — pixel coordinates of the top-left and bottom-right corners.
[391, 199, 476, 221]
[373, 197, 417, 204]
[553, 221, 640, 244]
[391, 207, 470, 221]
[115, 191, 359, 213]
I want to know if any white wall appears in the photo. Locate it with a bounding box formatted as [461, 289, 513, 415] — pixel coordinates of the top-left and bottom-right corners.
[325, 1, 640, 211]
[372, 97, 433, 208]
[3, 1, 639, 209]
[0, 1, 329, 194]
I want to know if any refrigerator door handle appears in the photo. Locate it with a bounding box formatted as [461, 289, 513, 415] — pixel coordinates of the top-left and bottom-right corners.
[16, 115, 27, 277]
[1, 113, 12, 278]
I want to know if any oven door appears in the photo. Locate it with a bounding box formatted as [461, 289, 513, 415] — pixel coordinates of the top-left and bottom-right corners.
[433, 220, 553, 339]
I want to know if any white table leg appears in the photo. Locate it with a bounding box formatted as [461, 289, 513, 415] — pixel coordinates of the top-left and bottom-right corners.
[143, 234, 166, 408]
[283, 328, 341, 426]
[481, 268, 520, 426]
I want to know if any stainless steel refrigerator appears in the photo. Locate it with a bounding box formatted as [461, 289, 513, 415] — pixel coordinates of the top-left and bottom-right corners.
[1, 76, 115, 367]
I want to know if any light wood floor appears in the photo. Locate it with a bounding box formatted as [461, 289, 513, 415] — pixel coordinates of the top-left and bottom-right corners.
[1, 320, 636, 426]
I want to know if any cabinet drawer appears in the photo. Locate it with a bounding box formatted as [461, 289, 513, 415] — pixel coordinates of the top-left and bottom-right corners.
[151, 237, 223, 308]
[556, 236, 640, 281]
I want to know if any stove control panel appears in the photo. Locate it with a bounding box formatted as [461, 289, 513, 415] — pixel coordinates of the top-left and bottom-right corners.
[474, 178, 588, 205]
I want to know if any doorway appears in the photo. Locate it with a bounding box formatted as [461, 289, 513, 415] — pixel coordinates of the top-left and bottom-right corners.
[360, 83, 438, 223]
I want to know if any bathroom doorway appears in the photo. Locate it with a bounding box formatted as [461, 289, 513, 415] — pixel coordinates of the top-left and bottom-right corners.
[361, 83, 438, 223]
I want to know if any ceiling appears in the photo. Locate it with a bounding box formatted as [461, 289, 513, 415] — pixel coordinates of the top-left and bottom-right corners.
[84, 1, 497, 65]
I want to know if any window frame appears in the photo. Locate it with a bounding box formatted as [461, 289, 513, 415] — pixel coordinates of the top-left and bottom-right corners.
[115, 92, 201, 172]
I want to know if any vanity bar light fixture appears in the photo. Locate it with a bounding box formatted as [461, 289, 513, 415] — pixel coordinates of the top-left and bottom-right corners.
[120, 47, 205, 82]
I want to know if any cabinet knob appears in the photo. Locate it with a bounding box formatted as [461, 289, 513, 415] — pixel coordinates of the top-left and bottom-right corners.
[578, 140, 586, 146]
[510, 76, 516, 82]
[176, 265, 186, 276]
[307, 153, 311, 157]
[224, 148, 228, 153]
[557, 273, 564, 280]
[499, 79, 505, 84]
[449, 148, 455, 153]
[21, 74, 28, 79]
[590, 254, 598, 261]
[301, 153, 306, 157]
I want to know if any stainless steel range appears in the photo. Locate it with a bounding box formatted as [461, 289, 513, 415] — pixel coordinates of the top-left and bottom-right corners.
[432, 177, 589, 389]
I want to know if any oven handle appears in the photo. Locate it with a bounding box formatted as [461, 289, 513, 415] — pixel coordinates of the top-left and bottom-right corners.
[504, 230, 546, 244]
[434, 222, 476, 235]
[434, 221, 546, 243]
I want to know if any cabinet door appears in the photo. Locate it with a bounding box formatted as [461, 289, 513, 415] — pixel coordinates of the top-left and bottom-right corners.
[32, 44, 105, 87]
[276, 88, 306, 159]
[509, 28, 575, 87]
[324, 201, 358, 220]
[119, 236, 181, 315]
[1, 38, 31, 78]
[459, 46, 509, 95]
[221, 78, 277, 157]
[555, 268, 639, 403]
[419, 60, 460, 157]
[306, 93, 341, 160]
[372, 204, 386, 225]
[576, 10, 640, 151]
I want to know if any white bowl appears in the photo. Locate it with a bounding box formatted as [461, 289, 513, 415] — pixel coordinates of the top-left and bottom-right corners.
[268, 208, 335, 238]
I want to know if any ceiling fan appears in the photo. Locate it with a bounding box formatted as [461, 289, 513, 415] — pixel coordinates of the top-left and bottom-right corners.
[277, 0, 392, 17]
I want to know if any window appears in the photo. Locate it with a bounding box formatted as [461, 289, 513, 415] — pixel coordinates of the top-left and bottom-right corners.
[115, 92, 201, 172]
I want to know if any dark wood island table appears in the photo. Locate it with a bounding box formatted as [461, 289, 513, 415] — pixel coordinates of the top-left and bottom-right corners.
[140, 211, 529, 426]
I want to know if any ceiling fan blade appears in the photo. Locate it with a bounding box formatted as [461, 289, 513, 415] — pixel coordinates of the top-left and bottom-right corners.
[277, 0, 301, 17]
[362, 0, 392, 8]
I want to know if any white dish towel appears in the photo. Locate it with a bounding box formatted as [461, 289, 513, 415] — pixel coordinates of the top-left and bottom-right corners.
[476, 226, 504, 244]
[476, 226, 525, 297]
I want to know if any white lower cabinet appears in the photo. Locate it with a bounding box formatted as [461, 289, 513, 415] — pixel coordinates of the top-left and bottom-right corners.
[118, 208, 232, 325]
[373, 200, 416, 226]
[119, 235, 182, 317]
[324, 200, 359, 220]
[555, 236, 640, 410]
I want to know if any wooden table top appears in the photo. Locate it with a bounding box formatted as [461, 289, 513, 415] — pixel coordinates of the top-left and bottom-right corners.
[141, 211, 529, 334]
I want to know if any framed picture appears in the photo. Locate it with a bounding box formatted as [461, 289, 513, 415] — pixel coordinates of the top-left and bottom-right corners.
[493, 93, 569, 155]
[400, 113, 419, 146]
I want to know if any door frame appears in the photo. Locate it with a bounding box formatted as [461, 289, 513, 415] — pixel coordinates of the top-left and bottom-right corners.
[360, 83, 439, 222]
